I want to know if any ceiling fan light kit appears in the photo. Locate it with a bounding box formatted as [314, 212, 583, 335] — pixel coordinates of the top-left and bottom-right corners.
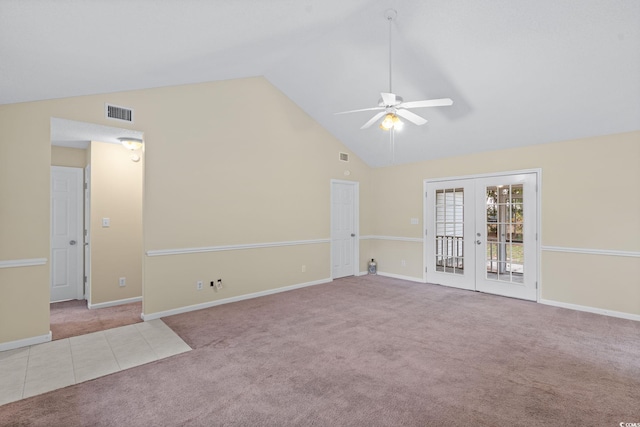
[335, 9, 453, 131]
[380, 113, 403, 130]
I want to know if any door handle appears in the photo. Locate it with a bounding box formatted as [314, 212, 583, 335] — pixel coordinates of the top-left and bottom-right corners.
[351, 233, 356, 237]
[69, 240, 77, 245]
[476, 240, 482, 245]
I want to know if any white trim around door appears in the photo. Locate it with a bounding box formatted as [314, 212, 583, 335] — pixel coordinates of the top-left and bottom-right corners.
[423, 169, 542, 302]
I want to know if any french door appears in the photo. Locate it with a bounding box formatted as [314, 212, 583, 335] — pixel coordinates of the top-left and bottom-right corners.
[425, 173, 538, 301]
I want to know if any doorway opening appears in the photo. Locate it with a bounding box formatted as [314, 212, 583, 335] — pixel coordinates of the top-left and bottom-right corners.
[50, 118, 144, 339]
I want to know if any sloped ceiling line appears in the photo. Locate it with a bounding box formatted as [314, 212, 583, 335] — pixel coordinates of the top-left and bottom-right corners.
[2, 0, 639, 166]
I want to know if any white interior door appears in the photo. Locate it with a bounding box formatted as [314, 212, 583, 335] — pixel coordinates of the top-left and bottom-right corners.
[425, 173, 538, 301]
[331, 180, 359, 279]
[51, 166, 84, 302]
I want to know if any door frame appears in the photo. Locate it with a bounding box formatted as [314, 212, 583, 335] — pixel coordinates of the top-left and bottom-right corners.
[50, 165, 85, 301]
[423, 168, 542, 301]
[330, 179, 360, 279]
[84, 164, 91, 303]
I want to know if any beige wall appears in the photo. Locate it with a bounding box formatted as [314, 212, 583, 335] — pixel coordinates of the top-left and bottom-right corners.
[0, 266, 49, 343]
[369, 131, 640, 315]
[88, 141, 143, 305]
[0, 75, 637, 348]
[0, 102, 51, 343]
[145, 244, 329, 313]
[541, 252, 640, 314]
[140, 78, 372, 314]
[0, 77, 371, 345]
[51, 146, 87, 168]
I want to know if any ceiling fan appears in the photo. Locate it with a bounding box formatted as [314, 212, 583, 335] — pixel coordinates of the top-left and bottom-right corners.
[336, 9, 453, 131]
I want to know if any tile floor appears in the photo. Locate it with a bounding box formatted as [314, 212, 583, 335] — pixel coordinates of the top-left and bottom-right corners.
[0, 319, 191, 406]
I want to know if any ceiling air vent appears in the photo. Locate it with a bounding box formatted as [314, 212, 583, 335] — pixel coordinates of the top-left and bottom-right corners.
[339, 152, 349, 162]
[105, 103, 134, 123]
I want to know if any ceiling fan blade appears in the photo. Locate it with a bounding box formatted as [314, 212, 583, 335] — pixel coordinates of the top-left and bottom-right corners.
[400, 98, 453, 109]
[361, 111, 387, 129]
[335, 106, 384, 115]
[396, 108, 427, 126]
[380, 92, 396, 106]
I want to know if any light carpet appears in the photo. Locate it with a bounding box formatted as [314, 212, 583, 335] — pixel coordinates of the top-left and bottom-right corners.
[2, 275, 638, 426]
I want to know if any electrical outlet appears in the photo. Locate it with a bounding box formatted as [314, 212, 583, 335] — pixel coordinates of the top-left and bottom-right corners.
[301, 265, 306, 272]
[401, 260, 406, 267]
[119, 277, 126, 287]
[216, 279, 222, 290]
[197, 280, 203, 290]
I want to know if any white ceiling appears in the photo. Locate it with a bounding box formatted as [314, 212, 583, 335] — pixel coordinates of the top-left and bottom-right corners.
[2, 0, 639, 166]
[51, 118, 144, 149]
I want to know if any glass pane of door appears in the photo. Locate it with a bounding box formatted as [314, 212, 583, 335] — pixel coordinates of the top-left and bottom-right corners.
[435, 188, 464, 275]
[485, 184, 524, 284]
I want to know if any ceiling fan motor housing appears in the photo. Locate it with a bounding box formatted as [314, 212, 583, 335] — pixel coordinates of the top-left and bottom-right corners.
[378, 95, 402, 107]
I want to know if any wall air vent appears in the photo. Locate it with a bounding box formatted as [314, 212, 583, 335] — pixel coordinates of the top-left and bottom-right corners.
[339, 152, 349, 162]
[105, 103, 134, 123]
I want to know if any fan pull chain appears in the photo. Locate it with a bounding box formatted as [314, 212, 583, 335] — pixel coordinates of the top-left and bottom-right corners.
[390, 127, 396, 164]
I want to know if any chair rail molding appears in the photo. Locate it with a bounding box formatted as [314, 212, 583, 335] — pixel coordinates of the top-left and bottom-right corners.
[541, 246, 640, 258]
[146, 239, 331, 257]
[0, 258, 47, 269]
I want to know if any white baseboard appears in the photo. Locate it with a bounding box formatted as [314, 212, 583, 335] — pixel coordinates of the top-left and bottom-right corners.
[377, 271, 425, 283]
[0, 331, 51, 352]
[88, 296, 142, 310]
[539, 298, 640, 322]
[141, 278, 332, 321]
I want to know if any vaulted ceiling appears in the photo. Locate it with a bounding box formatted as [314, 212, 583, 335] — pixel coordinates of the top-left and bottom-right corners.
[2, 0, 639, 166]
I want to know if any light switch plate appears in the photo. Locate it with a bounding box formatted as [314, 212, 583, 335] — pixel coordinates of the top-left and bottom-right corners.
[102, 218, 110, 227]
